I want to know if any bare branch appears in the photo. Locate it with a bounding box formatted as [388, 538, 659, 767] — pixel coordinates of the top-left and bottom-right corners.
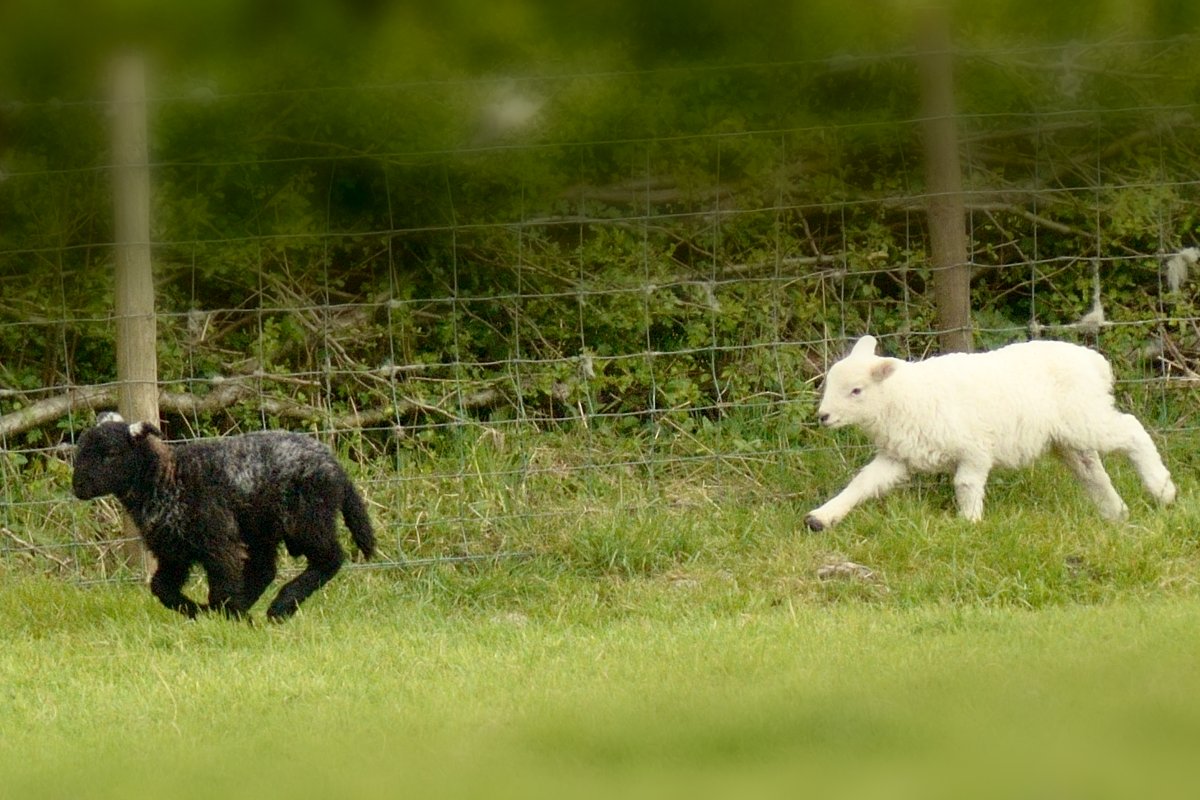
[0, 376, 506, 440]
[0, 386, 117, 439]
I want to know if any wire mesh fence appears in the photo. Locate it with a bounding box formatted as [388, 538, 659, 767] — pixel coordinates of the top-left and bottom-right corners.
[3, 34, 1200, 582]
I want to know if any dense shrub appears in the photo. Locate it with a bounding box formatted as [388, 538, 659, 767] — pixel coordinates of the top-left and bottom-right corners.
[2, 2, 1199, 448]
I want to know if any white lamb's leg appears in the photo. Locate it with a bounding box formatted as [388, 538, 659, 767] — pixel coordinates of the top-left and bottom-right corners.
[1087, 412, 1176, 505]
[805, 455, 909, 531]
[1118, 414, 1176, 505]
[1054, 446, 1128, 520]
[952, 458, 993, 522]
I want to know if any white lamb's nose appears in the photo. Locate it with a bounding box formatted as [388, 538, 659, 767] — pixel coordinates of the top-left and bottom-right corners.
[818, 412, 831, 425]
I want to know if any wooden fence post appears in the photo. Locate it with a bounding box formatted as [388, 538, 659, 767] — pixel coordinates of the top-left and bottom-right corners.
[111, 53, 159, 572]
[917, 6, 973, 353]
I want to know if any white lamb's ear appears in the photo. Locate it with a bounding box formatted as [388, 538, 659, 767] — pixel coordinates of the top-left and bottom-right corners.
[871, 360, 897, 382]
[97, 411, 125, 425]
[850, 335, 878, 357]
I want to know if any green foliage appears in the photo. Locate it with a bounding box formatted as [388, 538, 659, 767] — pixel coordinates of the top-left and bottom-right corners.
[6, 11, 1200, 790]
[3, 3, 1200, 452]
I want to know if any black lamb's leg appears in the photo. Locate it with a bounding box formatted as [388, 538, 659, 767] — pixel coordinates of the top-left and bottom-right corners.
[266, 538, 345, 621]
[241, 546, 279, 611]
[203, 555, 251, 620]
[149, 558, 202, 618]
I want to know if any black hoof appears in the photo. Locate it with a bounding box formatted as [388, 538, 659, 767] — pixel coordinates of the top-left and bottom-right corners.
[804, 514, 825, 532]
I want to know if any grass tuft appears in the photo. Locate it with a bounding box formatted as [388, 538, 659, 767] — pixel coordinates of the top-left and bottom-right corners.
[4, 425, 1200, 796]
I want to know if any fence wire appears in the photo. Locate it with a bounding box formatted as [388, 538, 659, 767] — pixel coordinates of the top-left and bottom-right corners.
[3, 37, 1200, 582]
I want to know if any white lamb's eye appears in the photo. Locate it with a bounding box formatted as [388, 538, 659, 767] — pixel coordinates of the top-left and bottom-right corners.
[850, 387, 862, 397]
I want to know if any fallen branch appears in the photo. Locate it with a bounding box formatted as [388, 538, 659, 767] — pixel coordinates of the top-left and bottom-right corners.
[0, 385, 116, 439]
[0, 377, 506, 440]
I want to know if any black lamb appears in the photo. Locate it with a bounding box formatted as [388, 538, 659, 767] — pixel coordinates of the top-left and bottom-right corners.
[72, 413, 376, 621]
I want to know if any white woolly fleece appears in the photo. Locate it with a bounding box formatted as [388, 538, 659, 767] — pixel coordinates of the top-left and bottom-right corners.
[806, 335, 1175, 529]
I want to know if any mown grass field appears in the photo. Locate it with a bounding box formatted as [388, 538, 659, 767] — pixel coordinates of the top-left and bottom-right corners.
[4, 428, 1200, 798]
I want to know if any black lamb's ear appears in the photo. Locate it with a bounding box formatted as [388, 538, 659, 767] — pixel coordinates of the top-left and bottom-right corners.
[128, 421, 173, 469]
[128, 421, 163, 441]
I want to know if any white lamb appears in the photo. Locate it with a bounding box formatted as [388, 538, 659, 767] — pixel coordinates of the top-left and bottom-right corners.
[805, 335, 1176, 530]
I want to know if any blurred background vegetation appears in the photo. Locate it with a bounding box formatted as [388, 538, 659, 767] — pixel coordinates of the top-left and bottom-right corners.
[1, 0, 1199, 446]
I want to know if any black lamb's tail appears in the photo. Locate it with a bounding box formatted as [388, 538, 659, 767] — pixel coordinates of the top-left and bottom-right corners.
[341, 481, 376, 559]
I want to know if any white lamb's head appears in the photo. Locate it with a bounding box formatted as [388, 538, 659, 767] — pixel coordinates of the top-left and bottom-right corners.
[816, 335, 900, 429]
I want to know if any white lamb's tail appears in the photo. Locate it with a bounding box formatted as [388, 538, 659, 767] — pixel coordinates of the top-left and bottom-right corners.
[1093, 348, 1115, 391]
[1036, 341, 1115, 400]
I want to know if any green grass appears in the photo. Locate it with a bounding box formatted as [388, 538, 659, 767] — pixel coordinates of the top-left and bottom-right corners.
[4, 427, 1200, 798]
[3, 576, 1200, 799]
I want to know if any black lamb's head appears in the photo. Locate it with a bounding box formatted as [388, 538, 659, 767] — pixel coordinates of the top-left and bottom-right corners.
[72, 414, 166, 500]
